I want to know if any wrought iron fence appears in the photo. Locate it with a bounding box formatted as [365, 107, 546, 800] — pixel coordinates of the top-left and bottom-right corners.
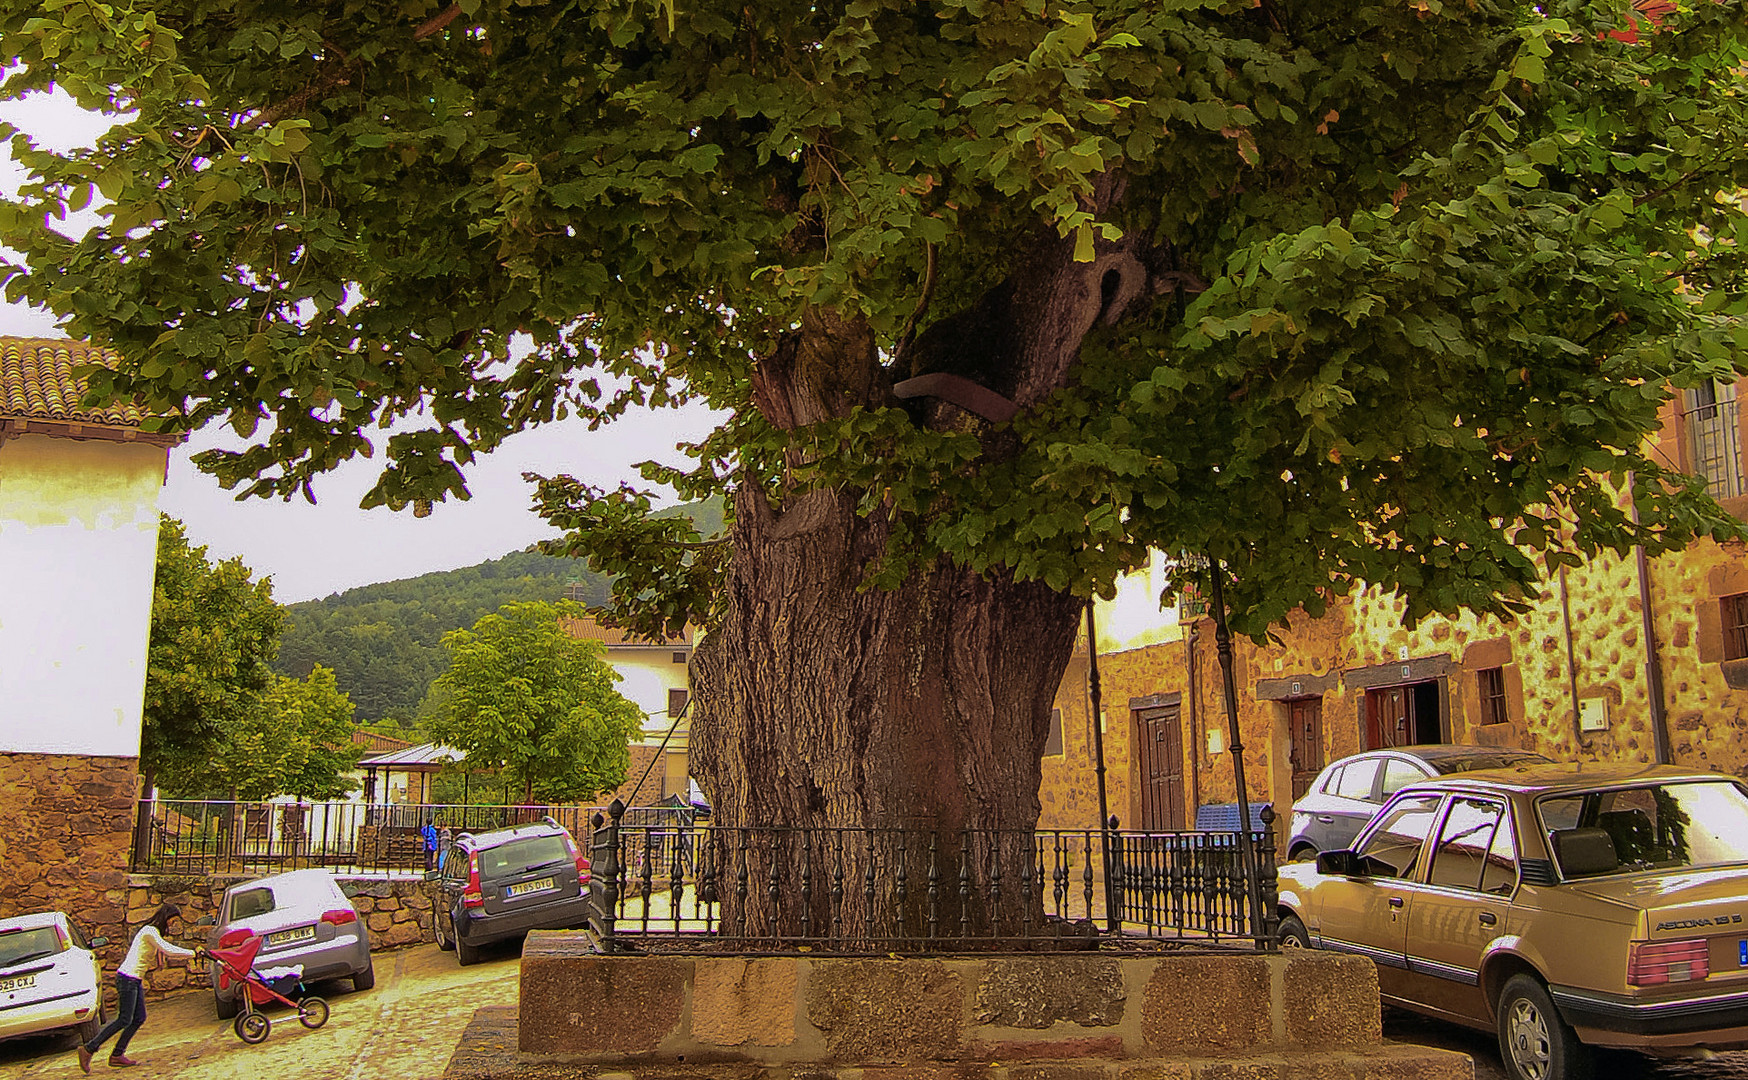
[588, 801, 1279, 954]
[131, 799, 615, 876]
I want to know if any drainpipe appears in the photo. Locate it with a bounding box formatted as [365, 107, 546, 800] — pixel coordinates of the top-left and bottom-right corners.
[1628, 472, 1674, 764]
[1558, 567, 1586, 751]
[1187, 622, 1202, 813]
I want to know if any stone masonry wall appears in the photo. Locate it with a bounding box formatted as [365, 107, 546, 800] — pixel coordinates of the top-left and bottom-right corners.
[0, 752, 140, 976]
[509, 936, 1469, 1078]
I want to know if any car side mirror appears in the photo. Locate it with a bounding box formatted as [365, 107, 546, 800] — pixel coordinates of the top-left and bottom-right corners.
[1316, 849, 1366, 877]
[89, 936, 109, 948]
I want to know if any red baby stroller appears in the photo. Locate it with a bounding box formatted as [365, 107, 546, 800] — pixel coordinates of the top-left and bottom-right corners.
[208, 934, 331, 1044]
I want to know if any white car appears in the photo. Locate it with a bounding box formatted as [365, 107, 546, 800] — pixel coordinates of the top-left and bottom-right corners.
[208, 868, 374, 1019]
[0, 912, 106, 1044]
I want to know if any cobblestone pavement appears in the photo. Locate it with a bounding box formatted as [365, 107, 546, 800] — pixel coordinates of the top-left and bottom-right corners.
[1384, 1007, 1748, 1080]
[0, 939, 522, 1080]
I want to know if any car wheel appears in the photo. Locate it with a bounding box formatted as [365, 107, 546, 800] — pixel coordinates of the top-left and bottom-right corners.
[1288, 843, 1318, 863]
[1496, 974, 1593, 1080]
[434, 909, 454, 951]
[235, 1011, 271, 1045]
[76, 1005, 103, 1045]
[215, 989, 240, 1020]
[1277, 914, 1312, 950]
[352, 961, 376, 992]
[456, 936, 483, 967]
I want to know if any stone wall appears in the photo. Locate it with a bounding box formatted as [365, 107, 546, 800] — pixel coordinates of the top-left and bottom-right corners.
[508, 936, 1469, 1078]
[119, 875, 436, 996]
[1073, 520, 1748, 838]
[0, 752, 139, 973]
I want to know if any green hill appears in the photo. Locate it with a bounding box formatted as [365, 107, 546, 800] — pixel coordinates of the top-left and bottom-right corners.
[276, 500, 724, 723]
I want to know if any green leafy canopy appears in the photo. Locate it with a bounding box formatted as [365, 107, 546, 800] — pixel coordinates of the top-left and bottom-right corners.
[4, 0, 1747, 636]
[427, 600, 643, 802]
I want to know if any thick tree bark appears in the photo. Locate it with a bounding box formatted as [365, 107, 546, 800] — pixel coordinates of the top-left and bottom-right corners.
[687, 211, 1169, 940]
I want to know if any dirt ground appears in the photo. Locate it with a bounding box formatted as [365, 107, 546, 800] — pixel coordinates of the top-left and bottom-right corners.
[0, 939, 522, 1080]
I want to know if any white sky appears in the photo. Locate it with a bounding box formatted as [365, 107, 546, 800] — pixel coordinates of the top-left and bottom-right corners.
[1, 89, 724, 604]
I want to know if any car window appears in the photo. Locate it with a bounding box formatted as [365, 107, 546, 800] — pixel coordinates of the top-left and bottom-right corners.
[1334, 759, 1380, 801]
[229, 887, 276, 920]
[480, 834, 571, 879]
[1356, 795, 1443, 879]
[1428, 797, 1507, 892]
[1318, 764, 1345, 795]
[1380, 759, 1429, 800]
[0, 927, 64, 967]
[1540, 780, 1748, 875]
[1481, 811, 1519, 895]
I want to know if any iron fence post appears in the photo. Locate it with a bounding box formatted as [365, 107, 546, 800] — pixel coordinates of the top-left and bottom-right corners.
[589, 799, 623, 952]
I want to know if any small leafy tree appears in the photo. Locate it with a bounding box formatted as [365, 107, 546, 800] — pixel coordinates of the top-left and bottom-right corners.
[207, 666, 361, 801]
[427, 601, 641, 803]
[146, 516, 284, 800]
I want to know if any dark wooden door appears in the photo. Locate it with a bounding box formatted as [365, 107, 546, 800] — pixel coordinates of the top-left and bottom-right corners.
[1136, 705, 1185, 831]
[1366, 687, 1411, 749]
[1288, 698, 1324, 800]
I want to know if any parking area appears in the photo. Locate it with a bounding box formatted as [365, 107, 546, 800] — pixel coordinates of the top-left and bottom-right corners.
[0, 940, 521, 1080]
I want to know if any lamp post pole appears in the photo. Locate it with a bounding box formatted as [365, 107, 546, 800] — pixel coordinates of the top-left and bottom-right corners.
[1086, 601, 1115, 931]
[1206, 558, 1267, 943]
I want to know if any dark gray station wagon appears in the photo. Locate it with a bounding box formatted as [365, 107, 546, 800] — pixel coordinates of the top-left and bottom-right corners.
[429, 818, 593, 965]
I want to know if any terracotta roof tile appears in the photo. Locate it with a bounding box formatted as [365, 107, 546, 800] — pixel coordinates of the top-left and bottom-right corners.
[0, 337, 150, 428]
[563, 614, 694, 648]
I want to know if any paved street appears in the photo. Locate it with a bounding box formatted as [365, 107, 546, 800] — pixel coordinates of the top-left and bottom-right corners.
[1384, 1008, 1748, 1080]
[0, 941, 521, 1080]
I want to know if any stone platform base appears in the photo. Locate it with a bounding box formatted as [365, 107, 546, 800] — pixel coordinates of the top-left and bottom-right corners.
[445, 1007, 1471, 1080]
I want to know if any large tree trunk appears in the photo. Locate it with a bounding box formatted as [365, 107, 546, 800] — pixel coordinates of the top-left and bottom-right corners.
[690, 487, 1083, 939]
[684, 206, 1171, 941]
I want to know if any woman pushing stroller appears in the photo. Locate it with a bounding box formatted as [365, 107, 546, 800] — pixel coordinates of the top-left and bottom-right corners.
[77, 904, 205, 1072]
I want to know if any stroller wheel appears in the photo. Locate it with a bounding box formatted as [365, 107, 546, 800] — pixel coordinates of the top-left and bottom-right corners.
[299, 996, 331, 1030]
[235, 1011, 271, 1044]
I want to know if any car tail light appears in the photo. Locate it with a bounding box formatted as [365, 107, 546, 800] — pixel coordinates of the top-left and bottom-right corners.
[1628, 939, 1710, 985]
[218, 928, 251, 948]
[321, 909, 358, 926]
[561, 834, 591, 885]
[462, 853, 485, 909]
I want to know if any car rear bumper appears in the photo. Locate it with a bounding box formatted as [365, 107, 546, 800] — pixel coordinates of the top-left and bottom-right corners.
[0, 985, 99, 1041]
[457, 893, 593, 947]
[1552, 984, 1748, 1046]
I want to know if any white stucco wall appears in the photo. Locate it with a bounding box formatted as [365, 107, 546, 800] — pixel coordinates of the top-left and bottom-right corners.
[0, 434, 167, 757]
[606, 648, 692, 734]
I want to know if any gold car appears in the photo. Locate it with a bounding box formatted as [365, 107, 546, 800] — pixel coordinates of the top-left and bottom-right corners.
[1277, 762, 1748, 1080]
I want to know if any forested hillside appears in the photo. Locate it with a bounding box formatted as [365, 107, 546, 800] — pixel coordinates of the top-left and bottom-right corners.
[275, 500, 723, 723]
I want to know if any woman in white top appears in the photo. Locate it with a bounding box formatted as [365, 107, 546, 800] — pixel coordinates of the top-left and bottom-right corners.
[77, 904, 204, 1072]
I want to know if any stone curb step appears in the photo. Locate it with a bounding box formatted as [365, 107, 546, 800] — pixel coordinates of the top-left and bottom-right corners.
[444, 1007, 1473, 1080]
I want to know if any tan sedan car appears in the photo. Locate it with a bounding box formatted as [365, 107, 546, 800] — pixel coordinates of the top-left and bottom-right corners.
[1277, 762, 1748, 1080]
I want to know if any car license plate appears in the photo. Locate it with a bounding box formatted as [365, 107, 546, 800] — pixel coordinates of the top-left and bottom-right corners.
[506, 877, 555, 899]
[0, 974, 35, 994]
[267, 925, 316, 947]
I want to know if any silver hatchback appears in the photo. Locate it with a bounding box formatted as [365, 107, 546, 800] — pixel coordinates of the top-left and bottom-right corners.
[1287, 745, 1549, 860]
[207, 869, 374, 1018]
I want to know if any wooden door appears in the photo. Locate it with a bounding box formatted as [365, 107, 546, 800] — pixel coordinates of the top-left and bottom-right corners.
[1136, 704, 1185, 831]
[1366, 687, 1411, 749]
[1288, 698, 1324, 800]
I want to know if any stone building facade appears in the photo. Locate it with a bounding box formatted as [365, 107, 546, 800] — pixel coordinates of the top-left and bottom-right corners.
[1039, 379, 1748, 839]
[0, 338, 182, 967]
